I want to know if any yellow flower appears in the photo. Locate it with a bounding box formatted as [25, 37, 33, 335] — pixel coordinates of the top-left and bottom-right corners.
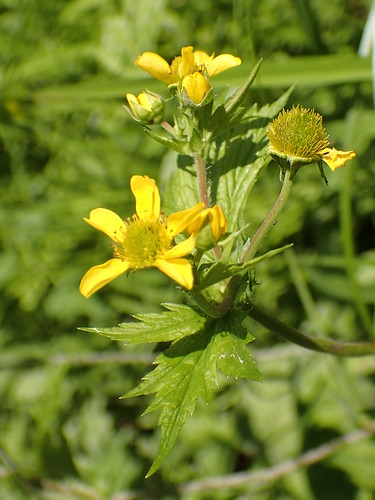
[135, 46, 241, 85]
[126, 91, 164, 124]
[187, 204, 227, 250]
[80, 176, 205, 297]
[181, 72, 212, 105]
[268, 106, 356, 171]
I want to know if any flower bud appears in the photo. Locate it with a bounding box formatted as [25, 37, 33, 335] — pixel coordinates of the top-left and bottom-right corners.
[187, 205, 227, 250]
[126, 91, 164, 124]
[179, 72, 212, 107]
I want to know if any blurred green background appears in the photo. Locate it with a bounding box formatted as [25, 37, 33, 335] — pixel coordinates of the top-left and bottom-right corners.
[1, 0, 375, 498]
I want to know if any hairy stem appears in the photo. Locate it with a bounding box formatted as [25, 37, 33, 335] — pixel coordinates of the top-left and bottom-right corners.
[161, 120, 176, 136]
[194, 153, 210, 209]
[194, 152, 222, 259]
[242, 166, 294, 262]
[220, 166, 294, 314]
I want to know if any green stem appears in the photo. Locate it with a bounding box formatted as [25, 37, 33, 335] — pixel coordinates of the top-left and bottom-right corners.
[221, 166, 295, 314]
[190, 290, 225, 318]
[243, 300, 375, 356]
[242, 167, 294, 262]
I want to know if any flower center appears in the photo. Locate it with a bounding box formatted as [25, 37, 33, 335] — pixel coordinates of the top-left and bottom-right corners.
[268, 105, 330, 160]
[114, 216, 172, 269]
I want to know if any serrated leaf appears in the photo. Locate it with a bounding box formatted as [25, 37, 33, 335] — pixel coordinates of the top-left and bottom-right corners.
[198, 244, 293, 289]
[79, 303, 206, 344]
[209, 59, 263, 138]
[162, 154, 200, 213]
[208, 86, 295, 232]
[123, 313, 261, 476]
[216, 333, 261, 379]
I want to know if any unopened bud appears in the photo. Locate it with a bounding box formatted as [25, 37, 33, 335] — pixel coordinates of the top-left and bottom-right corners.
[126, 91, 165, 124]
[179, 72, 213, 107]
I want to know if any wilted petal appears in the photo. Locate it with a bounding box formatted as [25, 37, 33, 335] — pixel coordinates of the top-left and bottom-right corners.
[167, 202, 205, 236]
[321, 147, 356, 171]
[84, 208, 126, 244]
[154, 258, 194, 289]
[131, 175, 160, 220]
[207, 54, 241, 77]
[79, 259, 130, 298]
[135, 52, 173, 84]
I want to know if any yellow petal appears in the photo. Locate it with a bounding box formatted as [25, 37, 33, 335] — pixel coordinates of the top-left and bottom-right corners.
[84, 208, 126, 244]
[163, 234, 196, 259]
[154, 258, 194, 289]
[185, 205, 227, 247]
[137, 92, 153, 110]
[193, 49, 214, 67]
[126, 93, 138, 114]
[79, 258, 130, 298]
[207, 54, 241, 77]
[167, 202, 205, 236]
[181, 72, 211, 104]
[135, 52, 173, 84]
[208, 205, 227, 241]
[320, 147, 356, 171]
[170, 56, 183, 83]
[185, 210, 207, 235]
[130, 175, 160, 220]
[179, 46, 195, 78]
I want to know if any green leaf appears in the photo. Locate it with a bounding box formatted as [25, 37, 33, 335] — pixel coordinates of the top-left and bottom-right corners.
[123, 313, 261, 476]
[79, 303, 206, 344]
[144, 128, 188, 154]
[162, 154, 200, 213]
[207, 86, 294, 232]
[198, 244, 293, 289]
[208, 59, 263, 138]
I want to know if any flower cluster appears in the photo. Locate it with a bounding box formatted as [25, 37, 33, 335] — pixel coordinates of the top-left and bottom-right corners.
[81, 49, 357, 300]
[131, 45, 241, 106]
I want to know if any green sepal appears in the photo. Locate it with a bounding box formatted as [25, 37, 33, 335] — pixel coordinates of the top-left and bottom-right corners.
[317, 159, 329, 185]
[144, 127, 190, 155]
[179, 84, 213, 108]
[197, 243, 293, 289]
[122, 311, 261, 477]
[79, 303, 206, 344]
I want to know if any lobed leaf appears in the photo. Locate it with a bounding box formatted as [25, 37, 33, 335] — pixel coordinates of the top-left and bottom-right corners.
[79, 303, 206, 344]
[123, 312, 262, 476]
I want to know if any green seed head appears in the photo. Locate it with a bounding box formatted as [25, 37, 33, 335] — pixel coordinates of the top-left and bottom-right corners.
[268, 105, 330, 165]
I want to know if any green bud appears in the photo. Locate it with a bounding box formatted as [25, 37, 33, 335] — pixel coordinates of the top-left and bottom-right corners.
[126, 91, 165, 124]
